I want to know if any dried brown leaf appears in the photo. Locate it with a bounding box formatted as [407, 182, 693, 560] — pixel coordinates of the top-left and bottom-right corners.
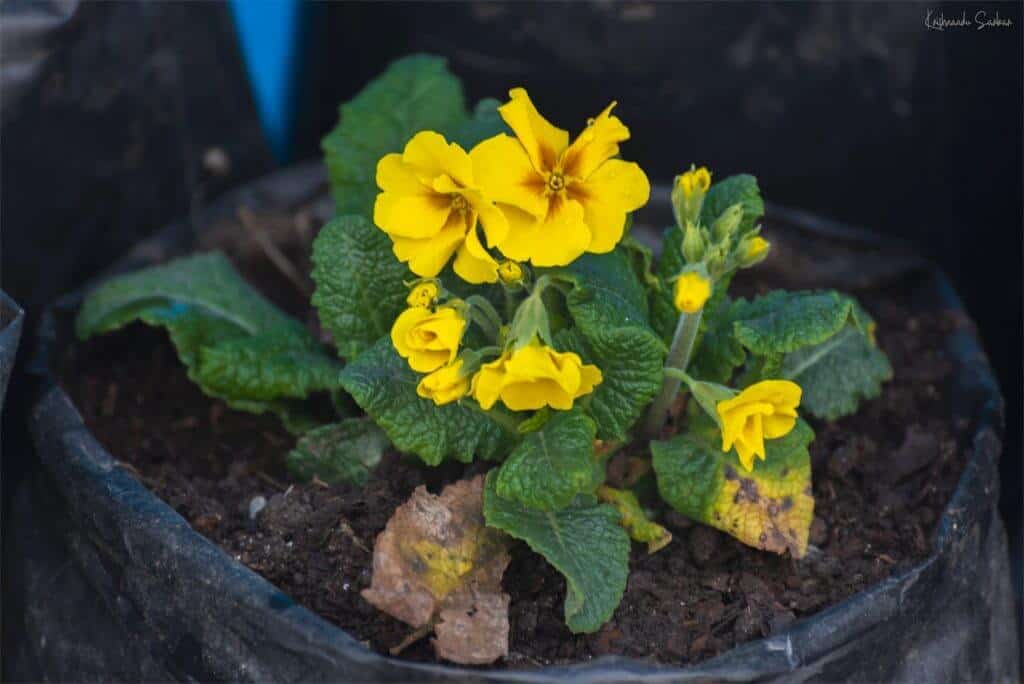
[361, 475, 511, 664]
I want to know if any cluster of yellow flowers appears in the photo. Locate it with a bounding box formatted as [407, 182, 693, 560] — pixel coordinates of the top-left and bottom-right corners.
[391, 282, 602, 410]
[373, 88, 651, 282]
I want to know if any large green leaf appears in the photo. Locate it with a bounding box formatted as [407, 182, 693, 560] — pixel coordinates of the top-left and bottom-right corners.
[339, 337, 512, 465]
[783, 311, 892, 420]
[287, 417, 389, 486]
[76, 253, 342, 430]
[732, 290, 853, 355]
[549, 248, 665, 440]
[77, 252, 293, 339]
[483, 472, 630, 633]
[495, 408, 600, 511]
[652, 418, 815, 557]
[555, 327, 664, 441]
[311, 215, 410, 360]
[195, 326, 346, 401]
[322, 54, 468, 215]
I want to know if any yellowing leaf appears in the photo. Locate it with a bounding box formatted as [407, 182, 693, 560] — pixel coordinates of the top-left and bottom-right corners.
[361, 476, 511, 664]
[652, 418, 815, 558]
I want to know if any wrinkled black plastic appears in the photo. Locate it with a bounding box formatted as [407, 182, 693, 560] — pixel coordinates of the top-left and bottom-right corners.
[0, 291, 24, 418]
[10, 163, 1019, 682]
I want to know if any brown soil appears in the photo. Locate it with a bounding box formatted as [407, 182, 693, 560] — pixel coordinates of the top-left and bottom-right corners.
[59, 241, 969, 668]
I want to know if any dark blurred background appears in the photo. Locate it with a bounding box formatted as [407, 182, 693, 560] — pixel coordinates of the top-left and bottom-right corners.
[2, 0, 1020, 638]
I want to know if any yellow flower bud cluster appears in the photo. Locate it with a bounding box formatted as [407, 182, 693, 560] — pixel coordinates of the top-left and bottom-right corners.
[391, 282, 602, 410]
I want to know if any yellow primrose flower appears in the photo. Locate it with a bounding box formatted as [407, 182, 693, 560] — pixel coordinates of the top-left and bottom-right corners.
[497, 260, 524, 285]
[470, 338, 602, 411]
[374, 131, 508, 283]
[471, 88, 650, 267]
[673, 272, 712, 313]
[417, 360, 470, 406]
[406, 281, 440, 308]
[716, 380, 802, 471]
[390, 305, 466, 373]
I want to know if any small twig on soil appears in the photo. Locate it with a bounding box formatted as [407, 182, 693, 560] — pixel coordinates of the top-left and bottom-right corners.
[255, 471, 287, 492]
[338, 518, 370, 553]
[238, 206, 312, 297]
[311, 474, 329, 489]
[389, 622, 435, 656]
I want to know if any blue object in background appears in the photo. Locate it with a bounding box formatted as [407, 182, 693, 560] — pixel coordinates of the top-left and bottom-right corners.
[229, 0, 304, 162]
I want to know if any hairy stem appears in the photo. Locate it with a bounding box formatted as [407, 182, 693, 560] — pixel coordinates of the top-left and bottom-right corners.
[643, 309, 703, 439]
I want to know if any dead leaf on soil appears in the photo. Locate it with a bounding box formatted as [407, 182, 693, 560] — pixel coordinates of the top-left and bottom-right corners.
[361, 475, 511, 665]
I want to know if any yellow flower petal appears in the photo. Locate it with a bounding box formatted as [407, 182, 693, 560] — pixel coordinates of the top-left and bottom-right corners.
[402, 131, 474, 187]
[391, 216, 467, 277]
[417, 360, 469, 406]
[453, 223, 499, 284]
[560, 102, 631, 181]
[524, 196, 591, 267]
[391, 306, 466, 373]
[498, 88, 569, 173]
[374, 191, 452, 239]
[470, 358, 506, 410]
[501, 378, 573, 411]
[573, 159, 650, 253]
[459, 187, 509, 247]
[715, 380, 802, 472]
[376, 153, 430, 195]
[470, 134, 548, 218]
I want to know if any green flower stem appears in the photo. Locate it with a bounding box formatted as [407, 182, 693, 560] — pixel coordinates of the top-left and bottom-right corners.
[466, 295, 503, 343]
[643, 308, 703, 439]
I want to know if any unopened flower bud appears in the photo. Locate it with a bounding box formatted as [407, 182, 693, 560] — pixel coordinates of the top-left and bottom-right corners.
[712, 203, 744, 243]
[406, 281, 440, 308]
[736, 236, 770, 268]
[681, 222, 706, 263]
[671, 165, 712, 227]
[497, 260, 524, 285]
[673, 271, 712, 314]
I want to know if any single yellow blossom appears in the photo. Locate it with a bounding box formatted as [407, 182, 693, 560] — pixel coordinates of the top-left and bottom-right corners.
[677, 166, 711, 198]
[390, 305, 466, 373]
[416, 360, 470, 405]
[497, 260, 524, 285]
[406, 281, 440, 308]
[374, 131, 508, 283]
[673, 272, 712, 313]
[716, 380, 802, 471]
[470, 338, 602, 411]
[471, 88, 650, 267]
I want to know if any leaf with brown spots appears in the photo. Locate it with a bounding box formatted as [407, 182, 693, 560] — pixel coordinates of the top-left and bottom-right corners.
[652, 418, 815, 558]
[361, 475, 511, 664]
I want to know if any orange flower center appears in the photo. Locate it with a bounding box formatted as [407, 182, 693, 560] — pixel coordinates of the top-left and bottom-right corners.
[546, 171, 566, 193]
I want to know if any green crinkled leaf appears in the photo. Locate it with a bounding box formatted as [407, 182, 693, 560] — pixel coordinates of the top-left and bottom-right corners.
[783, 316, 892, 420]
[554, 249, 651, 333]
[555, 327, 664, 442]
[652, 419, 815, 557]
[732, 290, 853, 355]
[311, 215, 410, 360]
[699, 174, 765, 236]
[195, 326, 346, 401]
[548, 248, 664, 440]
[77, 252, 293, 339]
[448, 98, 508, 149]
[495, 408, 600, 511]
[483, 472, 630, 633]
[76, 253, 342, 431]
[287, 417, 389, 486]
[322, 54, 468, 216]
[339, 337, 512, 465]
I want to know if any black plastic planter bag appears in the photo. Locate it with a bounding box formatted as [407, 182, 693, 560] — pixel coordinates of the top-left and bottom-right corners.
[10, 163, 1019, 682]
[0, 291, 24, 418]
